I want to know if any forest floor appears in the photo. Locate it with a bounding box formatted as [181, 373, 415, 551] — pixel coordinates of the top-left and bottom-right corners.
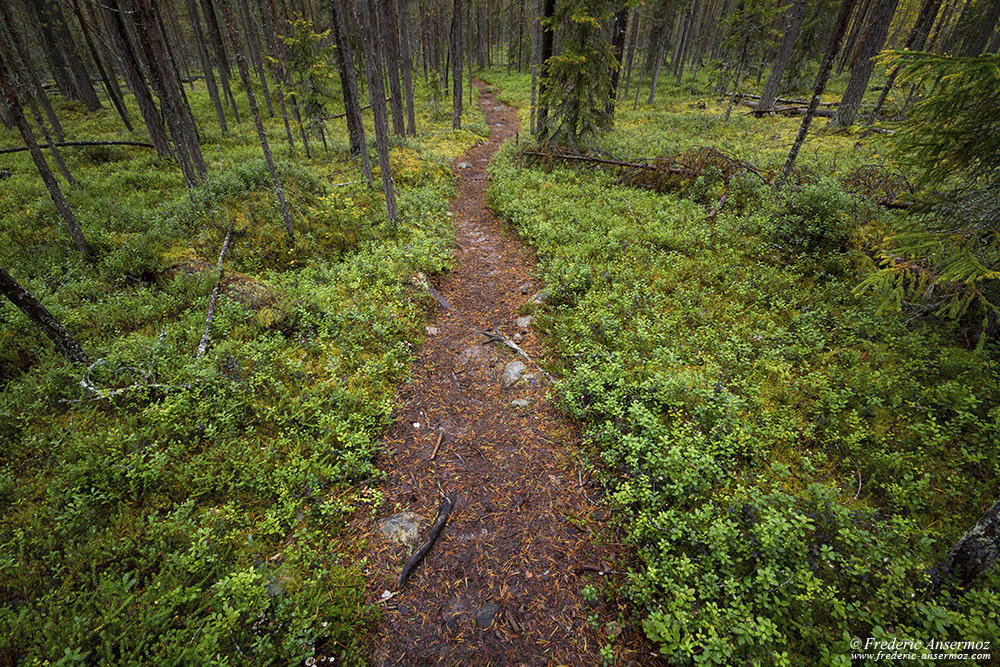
[347, 85, 656, 666]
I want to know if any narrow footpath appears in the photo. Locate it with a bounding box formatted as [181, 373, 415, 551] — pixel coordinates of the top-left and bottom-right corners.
[358, 84, 654, 666]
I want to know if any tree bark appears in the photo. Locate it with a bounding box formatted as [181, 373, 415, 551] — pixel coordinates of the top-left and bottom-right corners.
[238, 0, 274, 117]
[0, 0, 65, 141]
[331, 0, 373, 182]
[218, 0, 296, 245]
[379, 0, 407, 137]
[830, 0, 899, 128]
[451, 0, 464, 129]
[357, 0, 399, 226]
[536, 0, 554, 136]
[0, 59, 91, 260]
[646, 2, 674, 105]
[0, 268, 91, 365]
[0, 33, 76, 186]
[102, 0, 173, 158]
[756, 0, 807, 115]
[781, 0, 858, 180]
[133, 0, 206, 188]
[607, 5, 629, 118]
[399, 0, 417, 135]
[68, 0, 134, 130]
[869, 0, 941, 120]
[186, 0, 228, 132]
[932, 501, 1000, 591]
[200, 0, 242, 121]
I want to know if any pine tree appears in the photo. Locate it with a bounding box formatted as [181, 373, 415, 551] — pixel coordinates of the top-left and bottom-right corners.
[858, 52, 1000, 343]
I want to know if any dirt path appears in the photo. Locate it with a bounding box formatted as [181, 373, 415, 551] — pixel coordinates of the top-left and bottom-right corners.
[356, 85, 653, 667]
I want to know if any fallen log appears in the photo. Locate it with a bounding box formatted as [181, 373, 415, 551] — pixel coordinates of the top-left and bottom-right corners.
[0, 140, 155, 155]
[396, 497, 453, 590]
[520, 150, 696, 176]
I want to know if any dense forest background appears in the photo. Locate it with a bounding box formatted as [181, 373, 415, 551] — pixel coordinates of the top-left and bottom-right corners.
[1, 0, 998, 663]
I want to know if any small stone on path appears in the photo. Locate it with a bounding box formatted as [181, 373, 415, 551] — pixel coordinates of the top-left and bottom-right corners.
[475, 602, 500, 628]
[511, 398, 530, 408]
[516, 316, 532, 330]
[425, 326, 440, 335]
[378, 512, 421, 547]
[519, 282, 533, 294]
[512, 332, 524, 343]
[502, 360, 527, 387]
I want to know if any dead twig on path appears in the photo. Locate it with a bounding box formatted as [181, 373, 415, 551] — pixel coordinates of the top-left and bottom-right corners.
[430, 430, 445, 460]
[396, 497, 454, 590]
[480, 329, 557, 384]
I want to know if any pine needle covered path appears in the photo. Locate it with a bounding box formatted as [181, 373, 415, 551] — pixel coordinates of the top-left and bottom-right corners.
[354, 85, 655, 666]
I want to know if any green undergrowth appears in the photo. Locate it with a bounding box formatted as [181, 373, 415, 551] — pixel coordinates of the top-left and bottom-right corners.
[487, 96, 1000, 663]
[0, 77, 487, 664]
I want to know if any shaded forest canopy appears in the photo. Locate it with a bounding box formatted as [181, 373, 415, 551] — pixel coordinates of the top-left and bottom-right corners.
[1, 0, 999, 664]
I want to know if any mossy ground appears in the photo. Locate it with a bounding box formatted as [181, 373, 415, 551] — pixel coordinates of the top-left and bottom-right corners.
[484, 67, 1000, 664]
[0, 78, 487, 665]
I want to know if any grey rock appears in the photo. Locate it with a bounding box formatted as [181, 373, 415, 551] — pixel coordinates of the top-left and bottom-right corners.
[511, 398, 530, 409]
[515, 316, 532, 330]
[512, 332, 524, 343]
[502, 360, 527, 387]
[456, 162, 472, 169]
[378, 512, 421, 547]
[425, 326, 441, 335]
[475, 602, 500, 628]
[519, 282, 533, 294]
[530, 291, 549, 305]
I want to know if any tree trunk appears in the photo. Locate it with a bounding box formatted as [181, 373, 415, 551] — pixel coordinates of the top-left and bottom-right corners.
[381, 0, 407, 137]
[958, 0, 1000, 56]
[781, 0, 858, 180]
[218, 0, 296, 245]
[358, 0, 399, 226]
[331, 0, 373, 182]
[134, 0, 206, 188]
[537, 0, 554, 136]
[607, 5, 629, 118]
[869, 0, 941, 120]
[830, 0, 899, 128]
[0, 35, 76, 185]
[238, 0, 274, 117]
[622, 4, 639, 97]
[259, 0, 296, 151]
[200, 0, 241, 121]
[186, 0, 228, 132]
[399, 0, 417, 135]
[0, 59, 91, 260]
[756, 0, 807, 116]
[647, 3, 674, 104]
[0, 1, 66, 141]
[32, 0, 103, 111]
[102, 0, 173, 158]
[530, 0, 540, 133]
[932, 501, 1000, 591]
[68, 0, 133, 130]
[838, 0, 875, 74]
[451, 0, 464, 129]
[0, 268, 90, 365]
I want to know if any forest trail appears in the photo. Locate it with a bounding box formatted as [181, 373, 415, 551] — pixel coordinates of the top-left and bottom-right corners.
[353, 85, 654, 666]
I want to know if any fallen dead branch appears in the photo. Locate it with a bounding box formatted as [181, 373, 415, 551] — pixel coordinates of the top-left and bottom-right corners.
[430, 430, 445, 460]
[480, 329, 557, 385]
[0, 139, 155, 155]
[195, 221, 235, 359]
[396, 496, 453, 590]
